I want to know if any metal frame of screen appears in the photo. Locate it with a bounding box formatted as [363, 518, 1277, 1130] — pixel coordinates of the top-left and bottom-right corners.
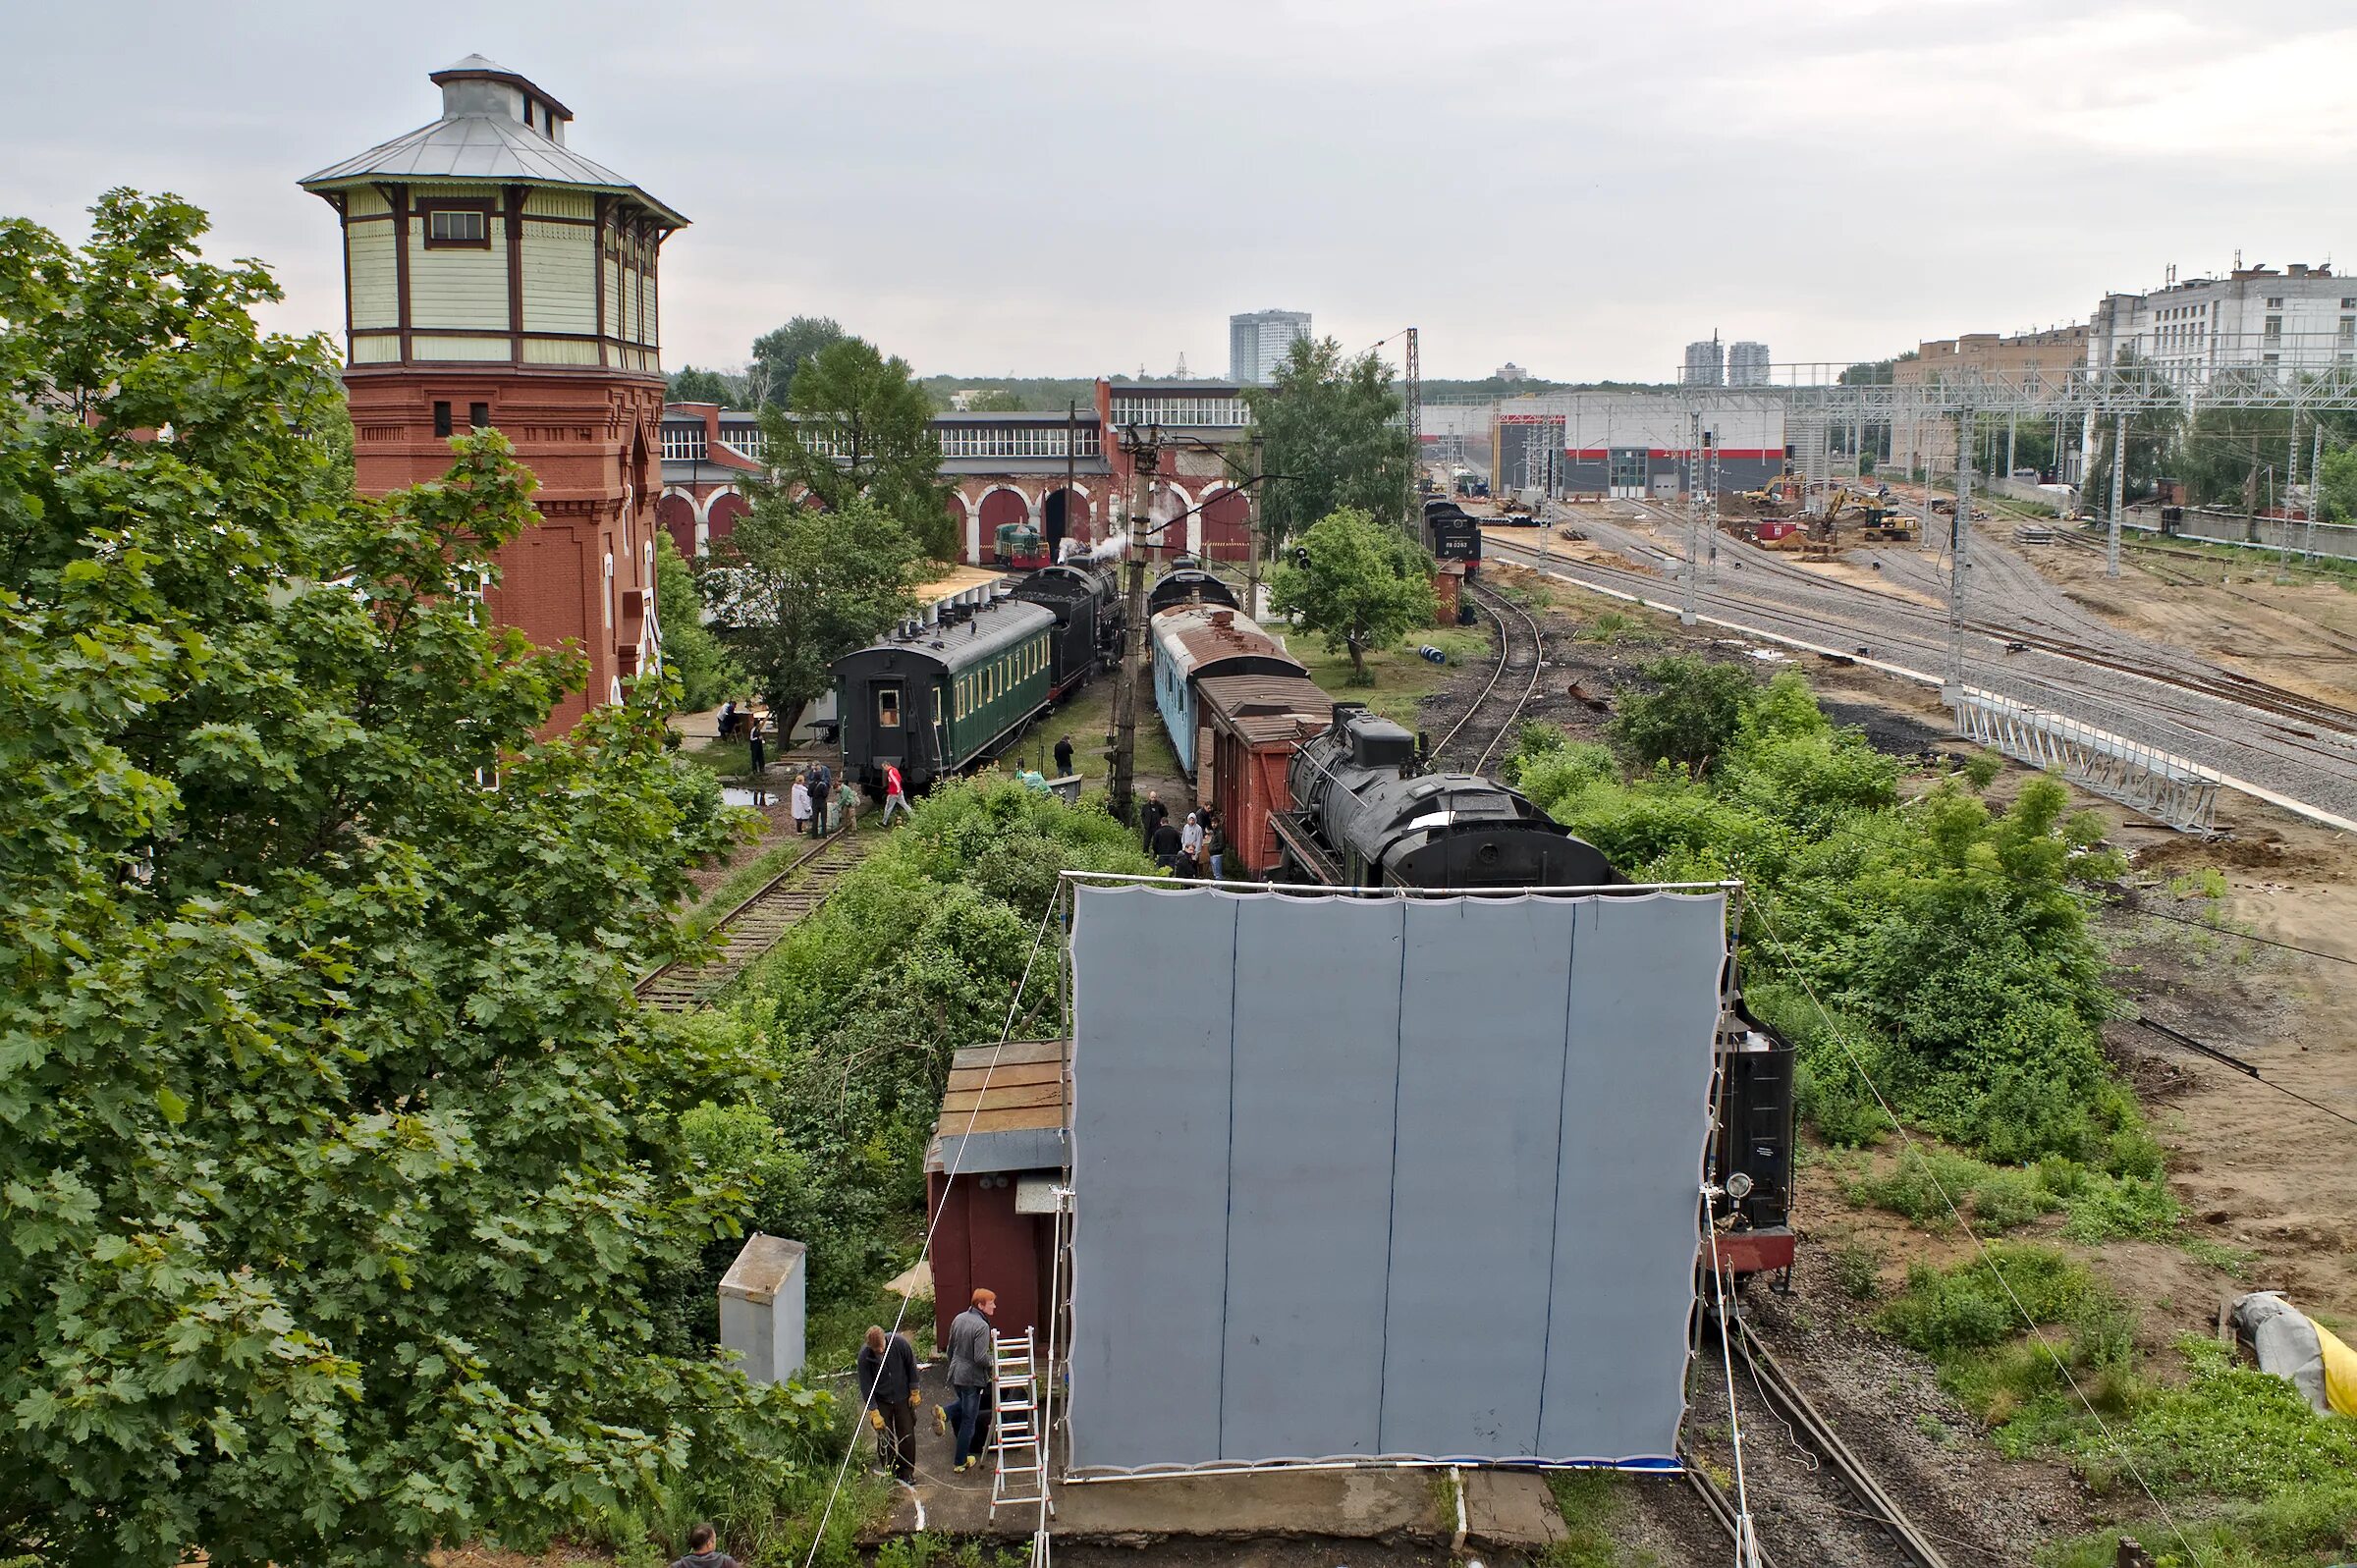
[1063, 881, 1730, 1476]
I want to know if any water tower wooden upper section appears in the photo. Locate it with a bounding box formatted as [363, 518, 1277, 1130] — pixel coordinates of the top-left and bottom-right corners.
[300, 56, 686, 380]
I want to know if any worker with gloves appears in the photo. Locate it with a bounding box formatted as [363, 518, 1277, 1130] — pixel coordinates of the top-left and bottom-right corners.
[857, 1325, 922, 1482]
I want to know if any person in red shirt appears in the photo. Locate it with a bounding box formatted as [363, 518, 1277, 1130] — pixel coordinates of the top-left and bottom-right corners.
[882, 762, 911, 826]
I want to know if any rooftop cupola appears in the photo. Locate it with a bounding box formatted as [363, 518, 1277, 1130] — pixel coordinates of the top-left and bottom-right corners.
[429, 54, 573, 145]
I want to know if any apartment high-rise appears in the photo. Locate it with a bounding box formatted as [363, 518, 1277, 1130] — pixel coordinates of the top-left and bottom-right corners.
[1727, 342, 1771, 386]
[1230, 309, 1312, 385]
[1681, 335, 1725, 387]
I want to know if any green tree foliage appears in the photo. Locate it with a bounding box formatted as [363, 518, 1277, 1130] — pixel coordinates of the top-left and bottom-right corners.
[655, 531, 746, 710]
[0, 192, 823, 1564]
[1605, 654, 1760, 776]
[703, 493, 923, 734]
[750, 314, 847, 407]
[1506, 669, 2132, 1162]
[667, 364, 742, 406]
[2319, 442, 2357, 522]
[660, 779, 1155, 1316]
[1244, 336, 1413, 541]
[764, 337, 955, 559]
[2081, 354, 2184, 506]
[961, 388, 1024, 412]
[1268, 507, 1438, 683]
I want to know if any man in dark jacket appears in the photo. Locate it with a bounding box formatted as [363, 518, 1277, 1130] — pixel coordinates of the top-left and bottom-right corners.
[1053, 734, 1074, 777]
[1139, 789, 1167, 850]
[1149, 817, 1184, 875]
[809, 759, 833, 834]
[669, 1522, 739, 1568]
[858, 1325, 921, 1481]
[945, 1286, 998, 1472]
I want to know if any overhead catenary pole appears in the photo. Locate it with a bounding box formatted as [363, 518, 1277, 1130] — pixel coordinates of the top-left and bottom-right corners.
[2308, 418, 2326, 562]
[1946, 410, 1972, 686]
[1682, 404, 1702, 627]
[2107, 409, 2128, 577]
[1108, 423, 1161, 827]
[1245, 431, 1266, 619]
[1402, 327, 1421, 529]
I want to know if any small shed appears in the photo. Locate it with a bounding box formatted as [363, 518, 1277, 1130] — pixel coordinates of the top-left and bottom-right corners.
[926, 1039, 1071, 1350]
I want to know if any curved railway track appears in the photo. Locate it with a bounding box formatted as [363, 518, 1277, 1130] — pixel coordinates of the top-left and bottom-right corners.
[1430, 578, 1546, 774]
[1685, 1317, 1958, 1568]
[635, 828, 872, 1012]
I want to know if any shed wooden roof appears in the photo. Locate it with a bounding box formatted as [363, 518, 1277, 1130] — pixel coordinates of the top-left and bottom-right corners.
[926, 1040, 1071, 1174]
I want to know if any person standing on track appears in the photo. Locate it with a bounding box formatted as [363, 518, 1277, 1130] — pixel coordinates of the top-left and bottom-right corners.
[838, 777, 859, 834]
[945, 1287, 998, 1473]
[810, 759, 832, 834]
[858, 1325, 921, 1483]
[881, 761, 912, 827]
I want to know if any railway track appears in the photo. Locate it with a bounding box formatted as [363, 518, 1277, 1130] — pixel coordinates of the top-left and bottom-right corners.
[1684, 1318, 1958, 1568]
[634, 829, 872, 1012]
[1481, 524, 2357, 822]
[1430, 578, 1546, 774]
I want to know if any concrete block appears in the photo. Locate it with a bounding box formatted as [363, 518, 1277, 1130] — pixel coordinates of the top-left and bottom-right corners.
[719, 1232, 807, 1384]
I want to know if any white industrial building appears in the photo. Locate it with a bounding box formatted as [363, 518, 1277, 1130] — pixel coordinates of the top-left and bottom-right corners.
[1493, 390, 1786, 499]
[1229, 308, 1311, 385]
[2089, 262, 2355, 381]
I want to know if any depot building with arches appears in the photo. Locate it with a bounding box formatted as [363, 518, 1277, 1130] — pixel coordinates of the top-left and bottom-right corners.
[659, 380, 1258, 568]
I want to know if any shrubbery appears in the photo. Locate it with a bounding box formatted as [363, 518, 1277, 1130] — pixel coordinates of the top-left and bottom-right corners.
[657, 778, 1154, 1323]
[1506, 666, 2133, 1163]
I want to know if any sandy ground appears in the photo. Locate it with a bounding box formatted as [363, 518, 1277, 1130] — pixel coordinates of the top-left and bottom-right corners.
[1996, 521, 2357, 712]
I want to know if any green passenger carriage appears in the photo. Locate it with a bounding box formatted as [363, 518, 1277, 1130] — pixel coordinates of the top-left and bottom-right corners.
[833, 596, 1058, 796]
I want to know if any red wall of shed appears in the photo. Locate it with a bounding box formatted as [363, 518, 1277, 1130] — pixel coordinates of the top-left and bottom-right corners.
[927, 1171, 1050, 1351]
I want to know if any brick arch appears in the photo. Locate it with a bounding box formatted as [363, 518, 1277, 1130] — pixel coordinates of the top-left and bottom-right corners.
[658, 491, 698, 558]
[948, 491, 978, 564]
[706, 489, 749, 548]
[1145, 481, 1194, 558]
[1042, 485, 1092, 554]
[1198, 484, 1251, 562]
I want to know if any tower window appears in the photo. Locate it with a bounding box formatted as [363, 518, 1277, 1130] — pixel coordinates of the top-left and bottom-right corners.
[433, 401, 453, 438]
[421, 204, 492, 248]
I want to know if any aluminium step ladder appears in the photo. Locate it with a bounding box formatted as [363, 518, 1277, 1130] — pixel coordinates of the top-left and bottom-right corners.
[989, 1327, 1051, 1519]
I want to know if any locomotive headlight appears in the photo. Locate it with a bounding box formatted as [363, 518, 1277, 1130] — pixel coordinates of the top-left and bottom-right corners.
[1726, 1171, 1755, 1201]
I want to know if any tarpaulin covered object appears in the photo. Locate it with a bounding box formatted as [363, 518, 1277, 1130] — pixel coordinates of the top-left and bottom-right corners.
[2233, 1291, 2357, 1418]
[1065, 885, 1726, 1471]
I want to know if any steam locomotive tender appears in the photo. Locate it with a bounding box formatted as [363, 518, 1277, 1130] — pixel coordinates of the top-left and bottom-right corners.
[1420, 498, 1483, 576]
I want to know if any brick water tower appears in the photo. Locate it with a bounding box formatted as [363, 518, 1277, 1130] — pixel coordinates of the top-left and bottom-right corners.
[301, 56, 688, 732]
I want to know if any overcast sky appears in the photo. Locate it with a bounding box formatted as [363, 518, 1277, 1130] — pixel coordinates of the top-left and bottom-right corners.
[8, 1, 2355, 383]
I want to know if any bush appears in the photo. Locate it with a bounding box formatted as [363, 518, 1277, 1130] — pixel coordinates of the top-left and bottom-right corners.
[1877, 1243, 2123, 1357]
[2064, 1175, 2182, 1243]
[1831, 1241, 1884, 1301]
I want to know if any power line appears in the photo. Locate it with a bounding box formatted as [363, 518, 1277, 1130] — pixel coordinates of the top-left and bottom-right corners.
[2118, 899, 2357, 968]
[2130, 1015, 2357, 1134]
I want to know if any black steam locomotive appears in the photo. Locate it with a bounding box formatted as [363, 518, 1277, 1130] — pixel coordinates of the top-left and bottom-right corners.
[1272, 704, 1612, 890]
[1006, 562, 1124, 699]
[1420, 498, 1483, 575]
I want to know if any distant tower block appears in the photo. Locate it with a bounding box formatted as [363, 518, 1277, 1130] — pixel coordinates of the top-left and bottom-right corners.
[301, 57, 689, 733]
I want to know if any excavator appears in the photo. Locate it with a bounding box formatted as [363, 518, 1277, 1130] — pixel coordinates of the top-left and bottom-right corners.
[1815, 485, 1917, 545]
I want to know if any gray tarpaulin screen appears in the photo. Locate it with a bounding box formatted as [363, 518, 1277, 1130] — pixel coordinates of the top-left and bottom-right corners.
[1066, 886, 1725, 1471]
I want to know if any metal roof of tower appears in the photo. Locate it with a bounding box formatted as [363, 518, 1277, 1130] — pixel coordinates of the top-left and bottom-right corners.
[299, 58, 686, 228]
